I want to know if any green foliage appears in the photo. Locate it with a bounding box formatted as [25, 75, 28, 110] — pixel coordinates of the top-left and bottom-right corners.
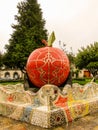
[59, 42, 75, 65]
[75, 42, 98, 76]
[3, 0, 48, 71]
[67, 50, 75, 65]
[0, 52, 3, 68]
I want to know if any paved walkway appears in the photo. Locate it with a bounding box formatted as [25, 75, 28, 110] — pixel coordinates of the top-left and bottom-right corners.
[0, 112, 98, 130]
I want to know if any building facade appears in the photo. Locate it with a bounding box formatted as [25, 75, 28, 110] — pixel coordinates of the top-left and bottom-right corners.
[0, 69, 24, 80]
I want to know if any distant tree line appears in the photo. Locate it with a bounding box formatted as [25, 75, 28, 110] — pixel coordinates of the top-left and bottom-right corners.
[75, 42, 98, 79]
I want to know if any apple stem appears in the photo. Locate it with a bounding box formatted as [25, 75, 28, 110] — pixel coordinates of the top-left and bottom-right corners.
[41, 39, 49, 46]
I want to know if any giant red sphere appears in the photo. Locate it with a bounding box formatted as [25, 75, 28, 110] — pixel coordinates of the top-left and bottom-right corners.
[26, 47, 70, 88]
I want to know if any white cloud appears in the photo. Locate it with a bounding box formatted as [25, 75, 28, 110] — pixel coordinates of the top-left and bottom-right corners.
[39, 0, 98, 53]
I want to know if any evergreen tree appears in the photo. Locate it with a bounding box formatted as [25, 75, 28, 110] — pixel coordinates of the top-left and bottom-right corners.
[4, 0, 48, 72]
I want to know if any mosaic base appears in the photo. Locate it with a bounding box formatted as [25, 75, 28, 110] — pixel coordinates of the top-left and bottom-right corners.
[0, 83, 98, 128]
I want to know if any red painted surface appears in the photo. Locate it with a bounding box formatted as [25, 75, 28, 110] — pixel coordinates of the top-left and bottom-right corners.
[26, 47, 70, 87]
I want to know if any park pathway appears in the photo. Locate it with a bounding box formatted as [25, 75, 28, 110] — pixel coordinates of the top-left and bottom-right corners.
[0, 112, 98, 130]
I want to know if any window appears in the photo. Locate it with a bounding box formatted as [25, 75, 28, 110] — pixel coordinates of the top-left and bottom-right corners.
[5, 72, 10, 79]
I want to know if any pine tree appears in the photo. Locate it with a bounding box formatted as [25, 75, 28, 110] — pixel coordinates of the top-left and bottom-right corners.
[4, 0, 48, 71]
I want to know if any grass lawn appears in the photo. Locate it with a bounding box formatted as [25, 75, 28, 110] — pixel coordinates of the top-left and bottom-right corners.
[72, 78, 98, 85]
[0, 78, 98, 86]
[0, 80, 24, 85]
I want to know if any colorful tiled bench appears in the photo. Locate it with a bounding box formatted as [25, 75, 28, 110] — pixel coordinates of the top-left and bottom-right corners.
[0, 82, 98, 128]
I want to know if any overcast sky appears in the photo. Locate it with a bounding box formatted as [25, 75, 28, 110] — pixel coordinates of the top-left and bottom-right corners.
[0, 0, 98, 54]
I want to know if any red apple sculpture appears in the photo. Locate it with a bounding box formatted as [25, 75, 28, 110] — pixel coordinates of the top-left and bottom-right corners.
[26, 32, 70, 88]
